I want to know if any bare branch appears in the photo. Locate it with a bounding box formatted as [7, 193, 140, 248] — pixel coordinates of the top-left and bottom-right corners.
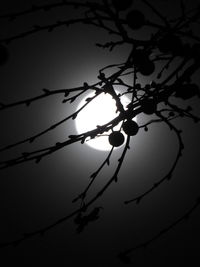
[124, 112, 184, 205]
[119, 197, 200, 262]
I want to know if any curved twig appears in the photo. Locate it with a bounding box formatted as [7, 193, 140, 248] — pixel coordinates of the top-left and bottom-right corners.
[124, 111, 184, 205]
[119, 197, 200, 263]
[0, 135, 130, 248]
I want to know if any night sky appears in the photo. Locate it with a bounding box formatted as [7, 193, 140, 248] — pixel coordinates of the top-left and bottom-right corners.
[1, 0, 200, 266]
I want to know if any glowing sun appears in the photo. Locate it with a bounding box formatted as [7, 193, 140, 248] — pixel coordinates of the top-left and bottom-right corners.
[75, 91, 133, 151]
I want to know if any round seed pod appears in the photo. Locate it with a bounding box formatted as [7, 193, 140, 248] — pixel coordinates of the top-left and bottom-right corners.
[126, 9, 145, 30]
[138, 60, 155, 76]
[109, 131, 125, 147]
[142, 99, 157, 115]
[123, 120, 139, 136]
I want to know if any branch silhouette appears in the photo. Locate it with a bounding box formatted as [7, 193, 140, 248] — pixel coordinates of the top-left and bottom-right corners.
[118, 196, 200, 264]
[124, 111, 184, 205]
[1, 0, 200, 264]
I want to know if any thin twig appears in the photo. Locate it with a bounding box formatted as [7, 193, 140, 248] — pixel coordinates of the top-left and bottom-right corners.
[119, 197, 200, 262]
[125, 112, 184, 204]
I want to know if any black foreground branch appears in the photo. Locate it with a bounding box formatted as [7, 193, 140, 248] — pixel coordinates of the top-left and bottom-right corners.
[1, 0, 200, 264]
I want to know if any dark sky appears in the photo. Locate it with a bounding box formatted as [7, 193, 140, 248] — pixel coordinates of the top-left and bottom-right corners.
[0, 0, 200, 266]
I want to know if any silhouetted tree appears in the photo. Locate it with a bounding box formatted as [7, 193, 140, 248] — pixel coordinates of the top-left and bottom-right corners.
[0, 0, 200, 264]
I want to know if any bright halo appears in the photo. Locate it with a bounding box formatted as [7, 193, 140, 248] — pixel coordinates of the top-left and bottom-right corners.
[75, 90, 135, 151]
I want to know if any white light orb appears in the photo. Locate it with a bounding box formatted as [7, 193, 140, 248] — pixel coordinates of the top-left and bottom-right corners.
[75, 90, 132, 151]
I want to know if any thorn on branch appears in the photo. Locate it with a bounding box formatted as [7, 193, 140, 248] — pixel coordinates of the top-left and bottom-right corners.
[29, 137, 35, 143]
[64, 22, 70, 27]
[55, 142, 62, 148]
[40, 230, 45, 237]
[25, 101, 31, 107]
[81, 137, 86, 144]
[74, 207, 103, 233]
[136, 197, 142, 204]
[180, 143, 184, 150]
[35, 157, 42, 164]
[154, 183, 159, 188]
[42, 88, 51, 95]
[72, 197, 78, 203]
[72, 193, 85, 203]
[97, 72, 106, 81]
[64, 91, 70, 97]
[70, 97, 76, 103]
[90, 172, 97, 179]
[85, 97, 93, 102]
[56, 20, 63, 26]
[96, 125, 104, 134]
[50, 125, 56, 130]
[118, 253, 132, 264]
[72, 113, 77, 120]
[22, 152, 29, 158]
[194, 117, 200, 123]
[48, 26, 54, 32]
[106, 158, 110, 166]
[83, 82, 89, 89]
[80, 203, 87, 212]
[167, 174, 172, 180]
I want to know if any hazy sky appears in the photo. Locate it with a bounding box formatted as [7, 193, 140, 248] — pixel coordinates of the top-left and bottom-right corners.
[0, 0, 200, 266]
